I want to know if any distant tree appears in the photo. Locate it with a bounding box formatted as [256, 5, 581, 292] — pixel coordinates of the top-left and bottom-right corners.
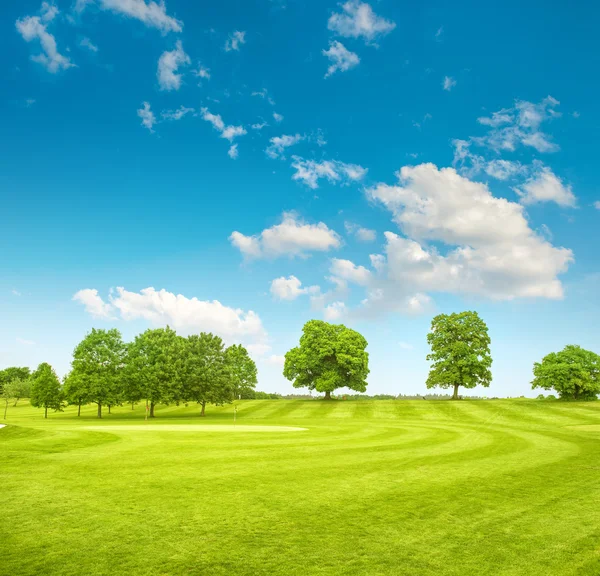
[0, 367, 30, 395]
[127, 327, 183, 418]
[11, 377, 31, 407]
[183, 333, 232, 416]
[2, 379, 19, 419]
[283, 320, 369, 400]
[225, 344, 257, 400]
[426, 311, 492, 400]
[62, 371, 89, 416]
[70, 328, 127, 418]
[30, 363, 64, 418]
[532, 345, 600, 400]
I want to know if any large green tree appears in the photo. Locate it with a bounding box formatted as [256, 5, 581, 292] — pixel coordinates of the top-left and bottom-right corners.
[30, 363, 64, 418]
[0, 367, 30, 394]
[183, 333, 232, 416]
[532, 345, 600, 400]
[70, 328, 127, 418]
[225, 344, 257, 400]
[426, 311, 492, 400]
[127, 327, 183, 418]
[283, 320, 369, 400]
[62, 371, 89, 416]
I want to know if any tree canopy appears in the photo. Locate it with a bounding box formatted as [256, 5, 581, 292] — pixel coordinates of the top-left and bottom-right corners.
[532, 345, 600, 400]
[426, 311, 492, 400]
[225, 344, 257, 400]
[30, 363, 63, 418]
[283, 320, 369, 399]
[0, 366, 30, 394]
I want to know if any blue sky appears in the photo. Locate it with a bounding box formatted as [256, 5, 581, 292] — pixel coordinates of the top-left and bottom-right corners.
[2, 0, 599, 397]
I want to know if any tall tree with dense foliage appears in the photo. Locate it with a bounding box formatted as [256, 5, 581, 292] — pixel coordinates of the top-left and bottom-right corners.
[30, 363, 63, 418]
[0, 367, 30, 394]
[183, 333, 232, 416]
[283, 320, 369, 400]
[426, 311, 492, 400]
[225, 344, 257, 400]
[70, 328, 127, 418]
[532, 345, 600, 400]
[127, 327, 183, 418]
[62, 371, 89, 416]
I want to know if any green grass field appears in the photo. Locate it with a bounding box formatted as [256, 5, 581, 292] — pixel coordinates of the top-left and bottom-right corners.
[2, 399, 600, 576]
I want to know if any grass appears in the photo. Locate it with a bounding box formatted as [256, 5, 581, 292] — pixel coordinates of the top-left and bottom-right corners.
[1, 399, 600, 576]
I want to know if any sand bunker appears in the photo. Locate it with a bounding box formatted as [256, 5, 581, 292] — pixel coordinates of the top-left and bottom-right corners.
[83, 424, 307, 433]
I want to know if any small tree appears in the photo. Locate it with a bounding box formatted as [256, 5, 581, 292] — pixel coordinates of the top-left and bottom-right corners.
[2, 379, 19, 419]
[63, 371, 89, 416]
[225, 344, 257, 400]
[183, 333, 232, 416]
[11, 377, 31, 407]
[426, 311, 492, 400]
[284, 320, 369, 400]
[0, 367, 30, 395]
[70, 328, 127, 418]
[532, 345, 600, 400]
[30, 363, 64, 418]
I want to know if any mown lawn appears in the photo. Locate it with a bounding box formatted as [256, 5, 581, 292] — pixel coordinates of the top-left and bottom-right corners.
[1, 399, 600, 576]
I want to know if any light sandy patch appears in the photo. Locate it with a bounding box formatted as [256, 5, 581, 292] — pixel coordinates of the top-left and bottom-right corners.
[565, 424, 600, 432]
[83, 425, 307, 433]
[0, 424, 5, 430]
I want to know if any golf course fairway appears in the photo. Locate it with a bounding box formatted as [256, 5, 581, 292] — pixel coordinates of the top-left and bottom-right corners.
[1, 399, 599, 576]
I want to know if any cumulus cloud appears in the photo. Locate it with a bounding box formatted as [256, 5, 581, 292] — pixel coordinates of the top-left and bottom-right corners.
[137, 101, 156, 132]
[227, 144, 239, 159]
[330, 258, 372, 286]
[324, 301, 346, 321]
[86, 0, 183, 33]
[225, 30, 245, 52]
[73, 287, 268, 348]
[266, 134, 303, 159]
[16, 6, 74, 73]
[323, 41, 360, 77]
[200, 108, 247, 142]
[161, 105, 194, 121]
[344, 221, 376, 242]
[515, 165, 576, 207]
[273, 112, 284, 123]
[270, 275, 320, 300]
[230, 212, 342, 259]
[80, 37, 98, 52]
[157, 41, 190, 90]
[195, 65, 210, 80]
[328, 1, 395, 44]
[291, 156, 367, 189]
[442, 76, 456, 91]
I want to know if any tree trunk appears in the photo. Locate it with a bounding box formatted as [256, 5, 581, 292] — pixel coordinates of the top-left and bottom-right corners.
[97, 403, 102, 419]
[13, 398, 19, 407]
[78, 402, 81, 417]
[108, 405, 111, 414]
[452, 384, 460, 400]
[200, 401, 206, 417]
[150, 402, 155, 418]
[324, 391, 332, 400]
[4, 400, 8, 419]
[45, 406, 48, 418]
[131, 402, 135, 410]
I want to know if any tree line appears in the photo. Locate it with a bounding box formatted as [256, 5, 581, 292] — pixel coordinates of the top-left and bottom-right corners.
[1, 327, 257, 419]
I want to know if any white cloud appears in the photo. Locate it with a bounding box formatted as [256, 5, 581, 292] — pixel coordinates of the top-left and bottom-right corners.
[137, 101, 156, 132]
[324, 301, 346, 321]
[73, 288, 115, 318]
[16, 10, 74, 73]
[270, 276, 320, 300]
[363, 163, 573, 305]
[330, 258, 372, 285]
[328, 1, 395, 44]
[92, 0, 182, 33]
[230, 212, 342, 259]
[484, 159, 526, 180]
[265, 354, 285, 366]
[398, 341, 414, 350]
[224, 30, 246, 52]
[251, 121, 268, 130]
[252, 89, 275, 105]
[74, 287, 267, 348]
[157, 41, 190, 91]
[16, 337, 36, 346]
[12, 289, 22, 296]
[323, 41, 360, 77]
[195, 65, 210, 80]
[443, 76, 456, 91]
[515, 165, 576, 207]
[161, 105, 194, 121]
[228, 144, 239, 159]
[273, 112, 284, 123]
[291, 156, 367, 189]
[79, 37, 98, 52]
[344, 221, 376, 242]
[266, 134, 303, 159]
[594, 201, 600, 210]
[200, 108, 247, 142]
[434, 26, 443, 41]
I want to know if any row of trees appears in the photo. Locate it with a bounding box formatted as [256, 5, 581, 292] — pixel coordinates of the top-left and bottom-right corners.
[2, 327, 257, 419]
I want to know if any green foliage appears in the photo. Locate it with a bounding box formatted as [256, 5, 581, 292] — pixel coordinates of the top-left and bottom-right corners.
[225, 344, 257, 399]
[532, 345, 600, 400]
[0, 366, 30, 394]
[283, 320, 369, 398]
[182, 333, 232, 415]
[242, 390, 282, 399]
[426, 311, 492, 400]
[70, 328, 128, 418]
[127, 327, 184, 417]
[30, 363, 64, 417]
